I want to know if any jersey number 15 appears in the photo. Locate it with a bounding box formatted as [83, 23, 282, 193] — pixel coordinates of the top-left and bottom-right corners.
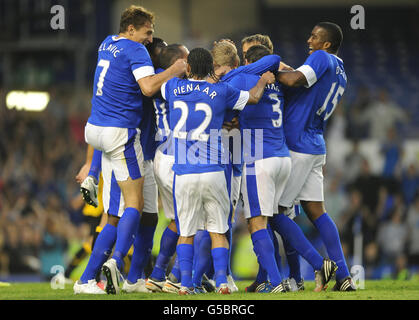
[316, 82, 345, 121]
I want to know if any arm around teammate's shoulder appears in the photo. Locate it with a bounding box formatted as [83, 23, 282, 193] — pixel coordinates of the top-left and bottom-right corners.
[247, 71, 276, 104]
[138, 59, 186, 97]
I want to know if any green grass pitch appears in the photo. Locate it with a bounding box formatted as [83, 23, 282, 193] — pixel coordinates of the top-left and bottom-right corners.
[1, 280, 418, 300]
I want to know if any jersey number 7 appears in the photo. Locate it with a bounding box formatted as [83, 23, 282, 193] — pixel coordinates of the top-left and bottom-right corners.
[96, 59, 110, 96]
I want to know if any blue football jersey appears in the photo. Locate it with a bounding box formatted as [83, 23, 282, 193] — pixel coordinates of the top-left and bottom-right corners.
[284, 50, 347, 154]
[222, 54, 281, 123]
[139, 96, 158, 161]
[153, 68, 174, 156]
[162, 78, 249, 175]
[88, 35, 155, 129]
[221, 54, 284, 172]
[228, 73, 289, 161]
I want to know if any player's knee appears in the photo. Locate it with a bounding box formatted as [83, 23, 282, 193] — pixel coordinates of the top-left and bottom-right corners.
[247, 216, 267, 234]
[107, 215, 120, 226]
[167, 220, 178, 233]
[301, 201, 325, 221]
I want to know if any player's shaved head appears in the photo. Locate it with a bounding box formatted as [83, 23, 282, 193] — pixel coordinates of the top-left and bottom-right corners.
[160, 44, 189, 70]
[211, 41, 240, 69]
[187, 48, 216, 80]
[314, 22, 343, 54]
[119, 5, 155, 33]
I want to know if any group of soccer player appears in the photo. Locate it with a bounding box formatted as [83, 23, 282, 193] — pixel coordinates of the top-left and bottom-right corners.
[72, 4, 356, 295]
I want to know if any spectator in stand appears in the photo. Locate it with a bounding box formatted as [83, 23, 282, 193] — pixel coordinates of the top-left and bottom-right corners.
[380, 127, 403, 179]
[39, 215, 69, 281]
[401, 163, 419, 207]
[351, 158, 382, 215]
[361, 88, 408, 141]
[346, 85, 371, 140]
[343, 140, 366, 185]
[338, 188, 376, 260]
[376, 206, 407, 267]
[406, 193, 419, 269]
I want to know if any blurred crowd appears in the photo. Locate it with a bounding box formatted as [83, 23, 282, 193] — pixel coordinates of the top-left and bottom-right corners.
[0, 83, 418, 281]
[319, 86, 419, 279]
[0, 87, 92, 280]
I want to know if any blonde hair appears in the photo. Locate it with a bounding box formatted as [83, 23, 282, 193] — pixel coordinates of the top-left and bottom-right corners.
[119, 5, 155, 33]
[241, 34, 274, 54]
[211, 41, 240, 68]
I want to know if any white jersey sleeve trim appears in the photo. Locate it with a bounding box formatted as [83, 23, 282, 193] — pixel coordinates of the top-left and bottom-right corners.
[297, 65, 317, 88]
[133, 66, 155, 81]
[232, 91, 250, 111]
[161, 82, 167, 100]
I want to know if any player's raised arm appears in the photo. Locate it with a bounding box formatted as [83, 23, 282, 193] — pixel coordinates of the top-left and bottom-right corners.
[247, 71, 275, 104]
[138, 58, 186, 97]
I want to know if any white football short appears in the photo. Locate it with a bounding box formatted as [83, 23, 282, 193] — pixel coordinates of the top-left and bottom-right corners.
[101, 159, 158, 217]
[279, 150, 326, 208]
[230, 174, 242, 211]
[143, 159, 158, 213]
[85, 123, 144, 182]
[153, 149, 175, 220]
[173, 171, 230, 237]
[241, 157, 291, 219]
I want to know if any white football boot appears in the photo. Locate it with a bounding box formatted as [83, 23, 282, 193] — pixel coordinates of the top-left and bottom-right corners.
[122, 279, 151, 293]
[80, 175, 99, 207]
[73, 279, 106, 294]
[102, 258, 123, 294]
[227, 274, 239, 292]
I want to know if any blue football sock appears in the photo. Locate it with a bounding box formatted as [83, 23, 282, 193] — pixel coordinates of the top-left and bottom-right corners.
[112, 207, 141, 270]
[314, 213, 350, 280]
[270, 214, 323, 271]
[193, 230, 206, 272]
[282, 235, 302, 282]
[177, 243, 194, 288]
[251, 229, 282, 287]
[225, 227, 233, 276]
[127, 223, 156, 283]
[170, 256, 181, 282]
[80, 223, 116, 283]
[211, 247, 229, 288]
[192, 231, 212, 287]
[268, 224, 283, 277]
[150, 227, 179, 281]
[88, 149, 102, 182]
[255, 264, 268, 284]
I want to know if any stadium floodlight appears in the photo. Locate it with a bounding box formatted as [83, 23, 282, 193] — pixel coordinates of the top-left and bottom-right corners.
[6, 91, 50, 112]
